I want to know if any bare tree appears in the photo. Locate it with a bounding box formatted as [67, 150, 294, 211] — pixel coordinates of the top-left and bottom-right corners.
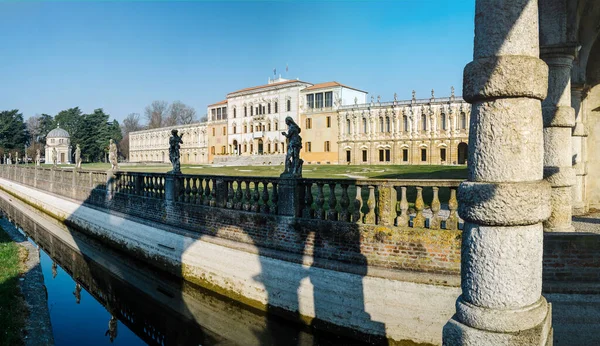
[122, 113, 144, 135]
[168, 101, 196, 125]
[26, 115, 44, 159]
[144, 101, 168, 129]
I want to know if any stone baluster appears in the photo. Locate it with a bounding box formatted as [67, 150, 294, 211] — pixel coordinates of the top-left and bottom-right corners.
[413, 187, 425, 228]
[303, 183, 314, 218]
[261, 182, 270, 214]
[250, 182, 260, 212]
[315, 183, 325, 219]
[443, 1, 552, 344]
[352, 185, 363, 223]
[271, 182, 278, 214]
[327, 183, 338, 221]
[340, 184, 350, 222]
[184, 177, 192, 203]
[210, 178, 217, 207]
[227, 181, 234, 208]
[430, 187, 441, 229]
[396, 186, 409, 227]
[235, 181, 243, 209]
[243, 181, 251, 211]
[197, 178, 204, 205]
[204, 179, 211, 206]
[190, 178, 198, 204]
[364, 186, 376, 224]
[446, 188, 459, 230]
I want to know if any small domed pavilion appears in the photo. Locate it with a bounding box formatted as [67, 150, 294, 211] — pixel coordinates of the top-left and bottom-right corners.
[45, 124, 72, 164]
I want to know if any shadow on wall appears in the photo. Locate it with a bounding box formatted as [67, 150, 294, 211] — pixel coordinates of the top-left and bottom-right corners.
[0, 170, 393, 345]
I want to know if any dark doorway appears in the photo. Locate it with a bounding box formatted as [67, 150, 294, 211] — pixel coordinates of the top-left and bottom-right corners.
[458, 142, 468, 164]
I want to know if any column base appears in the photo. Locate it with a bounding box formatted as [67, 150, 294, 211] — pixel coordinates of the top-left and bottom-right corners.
[443, 303, 553, 346]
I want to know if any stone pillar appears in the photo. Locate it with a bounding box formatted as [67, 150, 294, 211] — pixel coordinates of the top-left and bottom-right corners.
[277, 178, 302, 217]
[571, 86, 588, 215]
[376, 183, 397, 226]
[541, 47, 576, 232]
[443, 0, 553, 345]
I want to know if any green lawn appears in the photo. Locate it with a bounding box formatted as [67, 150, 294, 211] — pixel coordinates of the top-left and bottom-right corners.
[35, 163, 467, 180]
[0, 227, 26, 346]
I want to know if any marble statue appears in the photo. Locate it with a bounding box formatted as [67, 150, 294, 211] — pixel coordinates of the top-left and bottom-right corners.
[412, 90, 416, 100]
[281, 116, 303, 178]
[35, 149, 40, 166]
[75, 144, 82, 169]
[109, 139, 118, 171]
[52, 148, 57, 168]
[168, 129, 183, 174]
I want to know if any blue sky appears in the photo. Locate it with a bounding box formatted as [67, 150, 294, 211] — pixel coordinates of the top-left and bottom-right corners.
[0, 1, 475, 122]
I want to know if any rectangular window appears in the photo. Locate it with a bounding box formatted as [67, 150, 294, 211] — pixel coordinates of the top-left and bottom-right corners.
[233, 127, 237, 134]
[217, 108, 222, 119]
[325, 91, 333, 107]
[262, 106, 265, 114]
[221, 146, 226, 154]
[286, 100, 291, 112]
[212, 128, 216, 136]
[379, 149, 384, 162]
[244, 144, 247, 152]
[324, 141, 330, 152]
[211, 109, 216, 121]
[233, 108, 236, 118]
[244, 125, 247, 133]
[244, 107, 247, 117]
[251, 107, 253, 116]
[275, 122, 278, 131]
[306, 142, 312, 152]
[346, 150, 351, 162]
[385, 149, 391, 162]
[275, 143, 278, 152]
[403, 149, 408, 162]
[440, 148, 447, 161]
[268, 104, 271, 114]
[307, 94, 314, 109]
[222, 107, 227, 119]
[275, 102, 278, 113]
[306, 118, 312, 129]
[250, 125, 253, 132]
[222, 126, 226, 135]
[362, 150, 368, 162]
[326, 116, 331, 128]
[315, 93, 324, 108]
[421, 148, 427, 162]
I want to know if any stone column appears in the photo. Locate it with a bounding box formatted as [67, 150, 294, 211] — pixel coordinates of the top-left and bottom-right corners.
[571, 86, 588, 215]
[443, 0, 552, 345]
[541, 46, 576, 232]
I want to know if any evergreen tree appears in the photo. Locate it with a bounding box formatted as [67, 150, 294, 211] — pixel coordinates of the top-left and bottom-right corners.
[0, 110, 29, 157]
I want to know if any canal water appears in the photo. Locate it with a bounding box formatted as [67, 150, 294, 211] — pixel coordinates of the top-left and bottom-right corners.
[0, 203, 376, 346]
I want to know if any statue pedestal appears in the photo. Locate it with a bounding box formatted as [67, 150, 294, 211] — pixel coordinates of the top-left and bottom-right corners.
[277, 178, 303, 217]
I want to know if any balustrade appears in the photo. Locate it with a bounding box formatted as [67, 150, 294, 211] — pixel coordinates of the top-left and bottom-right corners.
[0, 165, 462, 230]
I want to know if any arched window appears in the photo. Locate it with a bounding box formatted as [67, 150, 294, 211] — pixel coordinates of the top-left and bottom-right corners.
[460, 112, 467, 130]
[346, 119, 351, 134]
[403, 115, 408, 132]
[268, 123, 271, 131]
[386, 117, 391, 133]
[244, 125, 247, 133]
[268, 103, 271, 114]
[441, 113, 447, 130]
[275, 101, 278, 113]
[244, 107, 247, 117]
[421, 114, 427, 131]
[286, 99, 291, 112]
[275, 122, 278, 131]
[379, 117, 384, 132]
[233, 125, 237, 134]
[362, 118, 367, 133]
[233, 108, 237, 118]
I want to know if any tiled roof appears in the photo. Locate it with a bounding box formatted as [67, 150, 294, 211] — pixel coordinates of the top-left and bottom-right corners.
[227, 79, 311, 96]
[208, 100, 228, 107]
[303, 81, 367, 93]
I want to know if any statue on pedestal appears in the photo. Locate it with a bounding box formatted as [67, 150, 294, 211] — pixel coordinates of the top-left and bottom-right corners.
[109, 139, 118, 171]
[7, 153, 11, 165]
[35, 149, 40, 166]
[168, 129, 183, 174]
[281, 116, 303, 178]
[52, 148, 57, 168]
[75, 144, 82, 169]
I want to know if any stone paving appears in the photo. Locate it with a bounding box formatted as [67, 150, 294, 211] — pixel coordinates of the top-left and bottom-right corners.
[572, 209, 600, 233]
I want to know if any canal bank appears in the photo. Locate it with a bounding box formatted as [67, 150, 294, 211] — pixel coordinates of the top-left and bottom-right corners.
[0, 174, 461, 345]
[0, 213, 54, 345]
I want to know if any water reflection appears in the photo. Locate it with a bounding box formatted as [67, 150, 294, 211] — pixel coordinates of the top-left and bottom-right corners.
[0, 200, 373, 346]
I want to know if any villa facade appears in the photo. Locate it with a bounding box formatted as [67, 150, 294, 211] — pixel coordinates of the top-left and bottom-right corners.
[129, 123, 208, 164]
